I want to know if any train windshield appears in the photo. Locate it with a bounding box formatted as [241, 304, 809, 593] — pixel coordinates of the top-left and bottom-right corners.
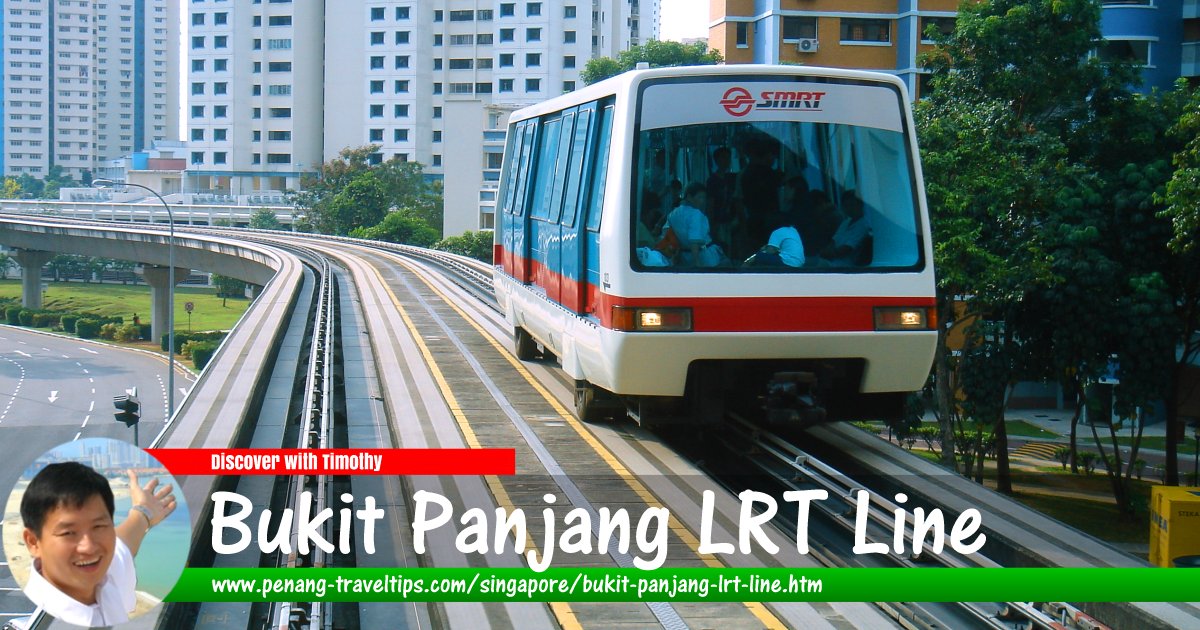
[632, 78, 924, 273]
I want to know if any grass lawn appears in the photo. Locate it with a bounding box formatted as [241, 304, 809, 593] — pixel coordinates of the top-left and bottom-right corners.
[1009, 492, 1149, 544]
[0, 279, 249, 331]
[917, 419, 1061, 439]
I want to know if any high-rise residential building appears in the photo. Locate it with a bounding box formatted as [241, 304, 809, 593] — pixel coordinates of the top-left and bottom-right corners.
[709, 1, 1198, 99]
[186, 0, 322, 195]
[187, 1, 655, 234]
[1, 0, 180, 180]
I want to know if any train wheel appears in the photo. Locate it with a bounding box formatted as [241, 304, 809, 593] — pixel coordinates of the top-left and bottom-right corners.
[574, 380, 604, 422]
[514, 327, 538, 360]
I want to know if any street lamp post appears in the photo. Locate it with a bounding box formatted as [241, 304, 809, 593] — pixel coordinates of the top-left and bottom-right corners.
[93, 179, 176, 420]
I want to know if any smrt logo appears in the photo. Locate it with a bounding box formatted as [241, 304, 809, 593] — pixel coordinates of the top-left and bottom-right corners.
[719, 87, 756, 117]
[719, 87, 827, 116]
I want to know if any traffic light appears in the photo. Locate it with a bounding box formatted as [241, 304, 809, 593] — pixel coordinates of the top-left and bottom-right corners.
[113, 394, 141, 427]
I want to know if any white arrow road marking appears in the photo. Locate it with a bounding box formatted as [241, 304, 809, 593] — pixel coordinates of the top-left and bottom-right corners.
[180, 387, 189, 397]
[78, 347, 99, 355]
[48, 391, 59, 403]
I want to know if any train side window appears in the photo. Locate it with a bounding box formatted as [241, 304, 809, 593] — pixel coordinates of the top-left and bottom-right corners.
[511, 122, 537, 217]
[548, 111, 576, 224]
[530, 116, 563, 221]
[499, 122, 522, 214]
[561, 108, 592, 228]
[585, 104, 614, 232]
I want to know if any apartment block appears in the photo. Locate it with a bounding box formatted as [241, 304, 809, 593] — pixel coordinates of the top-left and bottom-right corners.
[710, 0, 1196, 99]
[1, 0, 179, 179]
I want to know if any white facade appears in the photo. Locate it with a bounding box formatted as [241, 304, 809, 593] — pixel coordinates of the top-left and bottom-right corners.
[185, 0, 322, 195]
[186, 0, 654, 233]
[0, 0, 179, 180]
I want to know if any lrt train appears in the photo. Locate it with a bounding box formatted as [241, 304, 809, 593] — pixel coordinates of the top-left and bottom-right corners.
[494, 65, 936, 426]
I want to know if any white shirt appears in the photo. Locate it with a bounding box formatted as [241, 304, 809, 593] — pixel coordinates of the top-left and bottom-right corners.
[767, 226, 806, 267]
[24, 538, 137, 627]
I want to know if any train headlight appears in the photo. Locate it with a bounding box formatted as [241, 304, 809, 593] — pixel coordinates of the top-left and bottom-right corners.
[612, 306, 693, 332]
[874, 307, 935, 331]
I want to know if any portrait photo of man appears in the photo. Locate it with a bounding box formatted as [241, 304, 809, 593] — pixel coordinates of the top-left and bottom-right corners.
[18, 461, 176, 627]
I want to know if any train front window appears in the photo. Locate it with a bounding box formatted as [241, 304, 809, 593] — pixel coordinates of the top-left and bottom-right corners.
[632, 79, 923, 273]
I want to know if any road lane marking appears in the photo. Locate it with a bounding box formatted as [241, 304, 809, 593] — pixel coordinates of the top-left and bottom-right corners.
[79, 347, 99, 355]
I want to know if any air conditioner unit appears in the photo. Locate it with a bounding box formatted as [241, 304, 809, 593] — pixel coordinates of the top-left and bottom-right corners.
[797, 38, 819, 53]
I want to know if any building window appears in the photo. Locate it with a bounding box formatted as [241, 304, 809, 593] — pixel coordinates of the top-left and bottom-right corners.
[191, 151, 203, 165]
[191, 105, 205, 117]
[268, 84, 291, 95]
[268, 130, 290, 140]
[1096, 39, 1151, 66]
[214, 128, 227, 141]
[394, 80, 409, 93]
[433, 130, 442, 142]
[371, 31, 384, 45]
[268, 38, 291, 50]
[525, 78, 540, 92]
[526, 28, 541, 42]
[563, 55, 575, 68]
[782, 16, 817, 41]
[450, 82, 473, 94]
[268, 61, 292, 72]
[214, 12, 227, 25]
[478, 33, 494, 44]
[477, 9, 493, 21]
[433, 82, 442, 94]
[500, 53, 514, 67]
[253, 153, 262, 164]
[214, 58, 228, 71]
[214, 105, 228, 117]
[449, 58, 473, 69]
[191, 82, 204, 95]
[370, 56, 384, 69]
[370, 104, 384, 117]
[253, 107, 262, 119]
[214, 82, 227, 95]
[450, 34, 473, 45]
[213, 151, 227, 164]
[432, 154, 442, 167]
[476, 82, 492, 93]
[253, 15, 263, 26]
[478, 58, 494, 69]
[191, 35, 204, 49]
[526, 53, 541, 67]
[434, 34, 443, 46]
[919, 17, 955, 43]
[434, 10, 443, 22]
[449, 10, 473, 21]
[253, 39, 262, 50]
[191, 13, 205, 26]
[192, 59, 205, 72]
[267, 153, 291, 164]
[370, 6, 384, 21]
[564, 5, 576, 18]
[500, 3, 515, 17]
[433, 106, 443, 118]
[267, 15, 292, 26]
[736, 22, 748, 48]
[396, 7, 409, 19]
[213, 35, 227, 48]
[395, 55, 410, 69]
[564, 31, 576, 44]
[500, 28, 514, 42]
[434, 58, 443, 70]
[498, 78, 514, 92]
[563, 80, 575, 92]
[253, 84, 262, 95]
[370, 79, 384, 93]
[369, 128, 384, 141]
[394, 128, 409, 141]
[527, 2, 541, 16]
[840, 18, 890, 43]
[191, 128, 204, 141]
[394, 103, 409, 117]
[269, 107, 290, 118]
[396, 31, 409, 44]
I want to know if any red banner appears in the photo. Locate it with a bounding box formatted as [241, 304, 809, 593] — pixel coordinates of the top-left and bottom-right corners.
[147, 448, 515, 476]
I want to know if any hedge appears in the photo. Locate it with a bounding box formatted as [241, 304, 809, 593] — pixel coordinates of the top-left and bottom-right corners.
[75, 319, 101, 339]
[189, 341, 219, 371]
[60, 314, 81, 333]
[5, 306, 21, 325]
[162, 330, 227, 354]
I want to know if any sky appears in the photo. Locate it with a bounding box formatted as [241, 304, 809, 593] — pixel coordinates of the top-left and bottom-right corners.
[659, 0, 710, 42]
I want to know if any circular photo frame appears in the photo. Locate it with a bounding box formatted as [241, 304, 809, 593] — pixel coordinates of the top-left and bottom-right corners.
[3, 438, 191, 628]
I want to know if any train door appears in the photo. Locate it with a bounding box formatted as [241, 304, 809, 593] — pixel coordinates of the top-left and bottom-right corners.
[509, 121, 538, 283]
[582, 102, 614, 316]
[559, 105, 594, 312]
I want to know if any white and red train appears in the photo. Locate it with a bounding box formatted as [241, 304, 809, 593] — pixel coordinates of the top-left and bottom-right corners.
[494, 65, 936, 425]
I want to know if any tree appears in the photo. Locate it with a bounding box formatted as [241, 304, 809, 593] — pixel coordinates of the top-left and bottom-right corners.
[211, 274, 247, 307]
[292, 145, 443, 236]
[581, 40, 723, 85]
[249, 208, 282, 230]
[2, 178, 22, 199]
[350, 209, 440, 247]
[0, 252, 12, 279]
[916, 0, 1135, 493]
[434, 230, 494, 262]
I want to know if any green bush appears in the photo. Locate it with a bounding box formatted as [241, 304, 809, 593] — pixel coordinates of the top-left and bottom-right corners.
[99, 323, 119, 340]
[137, 323, 152, 341]
[188, 341, 219, 370]
[75, 319, 101, 339]
[114, 323, 141, 342]
[17, 310, 33, 326]
[30, 312, 60, 328]
[163, 330, 227, 354]
[60, 314, 81, 333]
[5, 306, 21, 325]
